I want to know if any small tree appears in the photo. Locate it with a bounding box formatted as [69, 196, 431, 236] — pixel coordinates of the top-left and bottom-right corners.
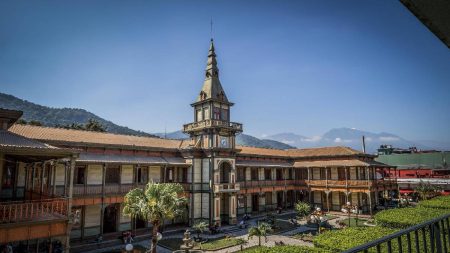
[248, 222, 272, 246]
[123, 182, 187, 253]
[85, 119, 106, 132]
[295, 201, 311, 221]
[415, 180, 442, 200]
[192, 221, 208, 241]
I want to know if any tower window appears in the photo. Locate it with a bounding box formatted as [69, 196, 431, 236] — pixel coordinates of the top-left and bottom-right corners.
[213, 107, 221, 120]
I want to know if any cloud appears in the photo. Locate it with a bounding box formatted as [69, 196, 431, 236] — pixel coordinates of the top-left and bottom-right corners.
[334, 137, 353, 143]
[379, 136, 400, 141]
[300, 136, 322, 142]
[281, 140, 295, 144]
[365, 137, 373, 142]
[261, 134, 268, 138]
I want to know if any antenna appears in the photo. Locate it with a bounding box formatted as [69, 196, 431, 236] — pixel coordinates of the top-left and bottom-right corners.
[210, 17, 213, 40]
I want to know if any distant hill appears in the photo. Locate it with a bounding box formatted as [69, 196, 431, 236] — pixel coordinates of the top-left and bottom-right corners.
[266, 128, 433, 153]
[154, 130, 294, 149]
[0, 92, 156, 137]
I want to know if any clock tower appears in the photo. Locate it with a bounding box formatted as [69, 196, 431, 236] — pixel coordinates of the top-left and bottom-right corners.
[183, 39, 243, 225]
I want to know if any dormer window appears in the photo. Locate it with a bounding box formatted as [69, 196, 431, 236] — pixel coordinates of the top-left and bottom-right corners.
[199, 91, 207, 100]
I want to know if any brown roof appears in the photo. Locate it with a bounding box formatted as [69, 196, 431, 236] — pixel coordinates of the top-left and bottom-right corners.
[9, 124, 185, 150]
[237, 145, 364, 158]
[237, 146, 290, 157]
[287, 146, 363, 158]
[294, 159, 370, 168]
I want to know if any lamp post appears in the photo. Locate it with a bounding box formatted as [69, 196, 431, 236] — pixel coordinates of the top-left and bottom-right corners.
[342, 202, 358, 227]
[311, 207, 324, 234]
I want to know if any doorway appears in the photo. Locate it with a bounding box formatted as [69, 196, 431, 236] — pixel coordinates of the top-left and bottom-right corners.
[103, 204, 119, 234]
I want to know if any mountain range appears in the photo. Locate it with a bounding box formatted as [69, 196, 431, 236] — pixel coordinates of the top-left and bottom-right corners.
[1, 92, 448, 152]
[265, 129, 434, 153]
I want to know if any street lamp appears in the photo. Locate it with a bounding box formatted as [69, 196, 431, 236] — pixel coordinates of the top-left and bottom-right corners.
[342, 202, 358, 227]
[311, 207, 324, 234]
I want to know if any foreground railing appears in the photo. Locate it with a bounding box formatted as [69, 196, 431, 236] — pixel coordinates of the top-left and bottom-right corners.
[0, 198, 68, 224]
[343, 213, 450, 253]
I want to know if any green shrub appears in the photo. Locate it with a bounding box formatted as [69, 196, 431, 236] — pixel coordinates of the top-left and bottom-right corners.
[418, 195, 450, 210]
[313, 226, 432, 253]
[241, 245, 330, 253]
[313, 227, 396, 252]
[374, 207, 449, 229]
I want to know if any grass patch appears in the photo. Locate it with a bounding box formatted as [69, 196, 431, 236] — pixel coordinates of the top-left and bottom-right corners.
[199, 237, 243, 251]
[340, 217, 368, 227]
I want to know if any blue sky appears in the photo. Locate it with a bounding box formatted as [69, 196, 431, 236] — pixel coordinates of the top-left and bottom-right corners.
[0, 1, 449, 142]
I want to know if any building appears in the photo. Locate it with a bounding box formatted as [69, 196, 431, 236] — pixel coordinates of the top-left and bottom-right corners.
[0, 108, 77, 252]
[1, 40, 397, 252]
[376, 149, 450, 195]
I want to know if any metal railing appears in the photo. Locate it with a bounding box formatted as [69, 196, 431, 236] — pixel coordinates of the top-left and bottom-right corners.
[343, 213, 450, 253]
[0, 198, 68, 224]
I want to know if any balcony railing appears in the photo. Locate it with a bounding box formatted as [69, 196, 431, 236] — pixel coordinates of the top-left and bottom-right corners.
[0, 198, 68, 224]
[214, 183, 240, 193]
[72, 184, 146, 196]
[343, 213, 450, 253]
[183, 119, 243, 132]
[238, 180, 307, 189]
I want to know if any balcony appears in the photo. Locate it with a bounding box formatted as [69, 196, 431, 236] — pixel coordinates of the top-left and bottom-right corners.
[72, 184, 146, 196]
[308, 179, 373, 188]
[183, 119, 243, 133]
[214, 183, 240, 193]
[0, 198, 68, 224]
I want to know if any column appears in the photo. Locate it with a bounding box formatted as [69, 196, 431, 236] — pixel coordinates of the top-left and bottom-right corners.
[65, 155, 76, 252]
[52, 162, 57, 196]
[100, 164, 106, 235]
[229, 194, 237, 224]
[325, 190, 330, 212]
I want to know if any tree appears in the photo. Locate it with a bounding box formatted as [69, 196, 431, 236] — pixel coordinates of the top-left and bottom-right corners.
[85, 119, 106, 132]
[29, 120, 42, 126]
[192, 221, 208, 241]
[123, 182, 187, 253]
[295, 201, 311, 221]
[415, 180, 442, 200]
[248, 222, 272, 246]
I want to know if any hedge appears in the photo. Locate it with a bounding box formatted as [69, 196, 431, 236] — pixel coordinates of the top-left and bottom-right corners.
[313, 226, 430, 253]
[313, 227, 397, 252]
[374, 207, 450, 229]
[418, 195, 450, 210]
[241, 245, 330, 253]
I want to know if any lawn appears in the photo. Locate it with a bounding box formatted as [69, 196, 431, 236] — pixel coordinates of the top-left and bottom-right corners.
[339, 217, 368, 227]
[199, 237, 244, 250]
[158, 236, 244, 251]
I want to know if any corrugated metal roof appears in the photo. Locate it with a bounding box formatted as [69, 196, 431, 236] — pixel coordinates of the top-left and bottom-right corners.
[77, 153, 188, 166]
[236, 160, 293, 168]
[376, 152, 450, 170]
[78, 153, 164, 164]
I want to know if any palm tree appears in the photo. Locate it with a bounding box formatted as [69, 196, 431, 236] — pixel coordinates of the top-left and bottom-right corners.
[248, 222, 272, 246]
[123, 182, 187, 253]
[192, 221, 208, 241]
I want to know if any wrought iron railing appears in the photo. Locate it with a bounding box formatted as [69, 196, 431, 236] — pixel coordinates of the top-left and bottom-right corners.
[343, 213, 450, 253]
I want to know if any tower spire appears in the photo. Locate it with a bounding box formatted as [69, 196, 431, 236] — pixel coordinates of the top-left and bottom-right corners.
[194, 38, 229, 103]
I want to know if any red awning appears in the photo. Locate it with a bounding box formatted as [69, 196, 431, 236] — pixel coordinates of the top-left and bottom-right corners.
[400, 189, 414, 194]
[441, 191, 450, 196]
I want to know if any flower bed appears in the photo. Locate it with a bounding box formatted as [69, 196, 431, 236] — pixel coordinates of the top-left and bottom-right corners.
[374, 207, 449, 229]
